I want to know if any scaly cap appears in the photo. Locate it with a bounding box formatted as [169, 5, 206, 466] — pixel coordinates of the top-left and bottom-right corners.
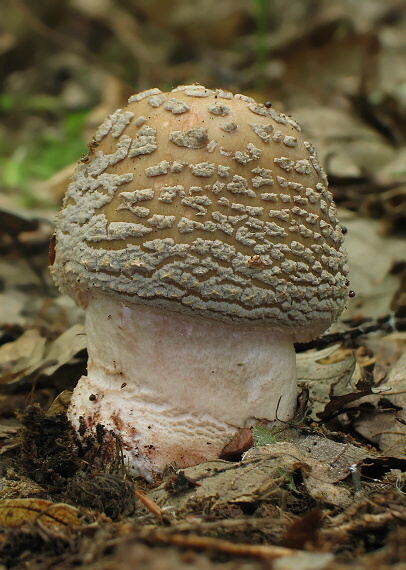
[51, 85, 348, 340]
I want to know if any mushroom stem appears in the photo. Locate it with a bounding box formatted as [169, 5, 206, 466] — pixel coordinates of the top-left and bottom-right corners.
[69, 292, 297, 476]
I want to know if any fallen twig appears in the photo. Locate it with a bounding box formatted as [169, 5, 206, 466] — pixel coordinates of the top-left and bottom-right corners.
[137, 527, 299, 560]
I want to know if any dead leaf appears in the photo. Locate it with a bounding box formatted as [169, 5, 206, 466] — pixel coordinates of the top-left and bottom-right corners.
[297, 345, 367, 420]
[0, 498, 81, 528]
[39, 324, 86, 377]
[364, 333, 406, 382]
[353, 353, 406, 457]
[0, 417, 20, 454]
[0, 325, 86, 393]
[0, 471, 47, 500]
[0, 329, 46, 387]
[294, 108, 395, 179]
[281, 508, 323, 549]
[46, 390, 72, 416]
[340, 212, 406, 320]
[0, 292, 26, 327]
[151, 435, 376, 512]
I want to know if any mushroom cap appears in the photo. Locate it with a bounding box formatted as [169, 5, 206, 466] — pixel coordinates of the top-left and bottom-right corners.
[51, 85, 349, 341]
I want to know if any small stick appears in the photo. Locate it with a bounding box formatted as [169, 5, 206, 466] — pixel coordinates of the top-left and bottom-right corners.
[139, 528, 300, 560]
[135, 489, 163, 523]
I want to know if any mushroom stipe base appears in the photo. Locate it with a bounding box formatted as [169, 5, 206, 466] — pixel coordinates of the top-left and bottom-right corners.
[68, 293, 297, 477]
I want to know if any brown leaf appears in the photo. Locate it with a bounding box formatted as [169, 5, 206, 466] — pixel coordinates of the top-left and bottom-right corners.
[282, 509, 323, 549]
[297, 344, 365, 420]
[340, 213, 406, 320]
[0, 324, 86, 392]
[151, 435, 375, 512]
[46, 390, 72, 416]
[0, 498, 81, 528]
[220, 427, 254, 461]
[352, 353, 406, 456]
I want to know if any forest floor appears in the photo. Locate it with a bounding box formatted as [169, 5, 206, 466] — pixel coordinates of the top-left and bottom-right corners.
[0, 1, 405, 568]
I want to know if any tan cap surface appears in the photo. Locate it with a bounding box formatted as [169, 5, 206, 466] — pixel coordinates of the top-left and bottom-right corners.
[51, 85, 348, 339]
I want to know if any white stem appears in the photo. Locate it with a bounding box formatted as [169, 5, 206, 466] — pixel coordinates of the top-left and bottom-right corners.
[68, 292, 297, 476]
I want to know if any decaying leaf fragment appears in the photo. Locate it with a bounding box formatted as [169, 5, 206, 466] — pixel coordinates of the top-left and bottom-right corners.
[0, 498, 81, 529]
[351, 353, 406, 457]
[341, 214, 406, 319]
[0, 470, 47, 500]
[378, 353, 406, 458]
[0, 324, 86, 393]
[296, 343, 379, 424]
[151, 434, 377, 513]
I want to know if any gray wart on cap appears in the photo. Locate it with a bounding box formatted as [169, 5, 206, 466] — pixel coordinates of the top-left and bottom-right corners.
[51, 85, 349, 477]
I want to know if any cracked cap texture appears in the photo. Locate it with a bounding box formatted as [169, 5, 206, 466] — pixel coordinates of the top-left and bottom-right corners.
[51, 85, 349, 340]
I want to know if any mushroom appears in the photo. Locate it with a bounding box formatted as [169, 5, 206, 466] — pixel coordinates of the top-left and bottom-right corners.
[50, 85, 349, 477]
